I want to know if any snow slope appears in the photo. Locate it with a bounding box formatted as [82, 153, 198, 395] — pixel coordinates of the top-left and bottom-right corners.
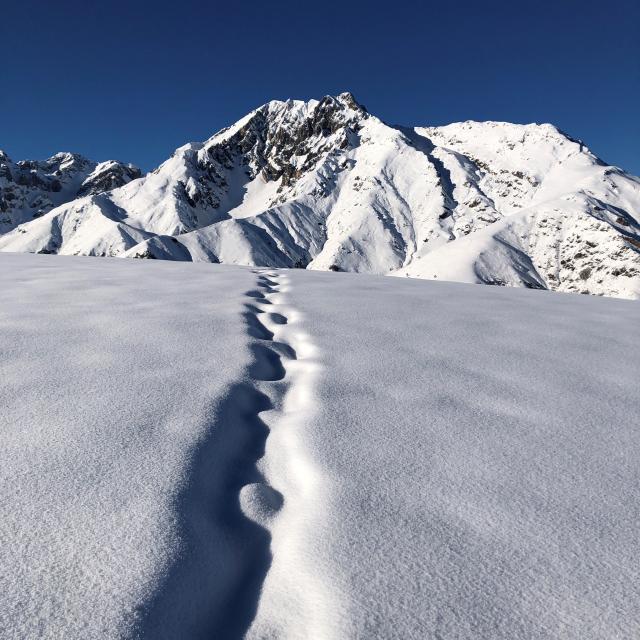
[1, 94, 638, 298]
[1, 253, 639, 639]
[0, 255, 253, 639]
[0, 151, 140, 233]
[276, 270, 640, 638]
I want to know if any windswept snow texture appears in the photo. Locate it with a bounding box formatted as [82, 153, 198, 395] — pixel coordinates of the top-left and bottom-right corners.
[282, 270, 640, 639]
[1, 93, 638, 298]
[1, 253, 639, 639]
[0, 254, 255, 639]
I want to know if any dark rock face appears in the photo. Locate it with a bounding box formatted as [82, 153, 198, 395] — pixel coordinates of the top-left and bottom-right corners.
[78, 163, 142, 197]
[220, 94, 366, 187]
[175, 93, 368, 218]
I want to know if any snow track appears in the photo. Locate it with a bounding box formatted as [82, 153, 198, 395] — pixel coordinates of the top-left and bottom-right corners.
[239, 271, 294, 527]
[136, 269, 332, 639]
[242, 271, 337, 640]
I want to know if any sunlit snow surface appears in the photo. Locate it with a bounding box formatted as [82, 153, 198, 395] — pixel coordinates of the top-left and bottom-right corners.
[2, 94, 639, 299]
[1, 253, 639, 639]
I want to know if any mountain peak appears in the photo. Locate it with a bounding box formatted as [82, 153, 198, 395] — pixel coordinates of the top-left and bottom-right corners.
[0, 152, 142, 233]
[257, 92, 367, 121]
[335, 91, 366, 112]
[1, 95, 638, 299]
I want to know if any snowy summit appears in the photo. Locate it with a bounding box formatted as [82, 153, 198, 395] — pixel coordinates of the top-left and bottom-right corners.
[0, 92, 638, 298]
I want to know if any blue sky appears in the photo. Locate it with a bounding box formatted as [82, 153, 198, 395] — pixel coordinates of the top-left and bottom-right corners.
[2, 0, 638, 174]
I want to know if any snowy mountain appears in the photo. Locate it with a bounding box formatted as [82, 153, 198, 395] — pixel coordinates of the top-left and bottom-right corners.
[1, 93, 638, 298]
[0, 150, 141, 234]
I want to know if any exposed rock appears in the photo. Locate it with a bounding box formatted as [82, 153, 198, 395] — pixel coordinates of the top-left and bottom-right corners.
[0, 152, 141, 233]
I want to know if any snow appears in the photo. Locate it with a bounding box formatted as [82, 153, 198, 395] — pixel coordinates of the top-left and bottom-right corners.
[3, 93, 637, 299]
[0, 152, 140, 234]
[0, 254, 253, 638]
[226, 174, 282, 220]
[277, 270, 640, 638]
[1, 252, 639, 639]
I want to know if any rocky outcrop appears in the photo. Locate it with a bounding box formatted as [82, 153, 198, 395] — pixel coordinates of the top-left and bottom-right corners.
[0, 151, 141, 232]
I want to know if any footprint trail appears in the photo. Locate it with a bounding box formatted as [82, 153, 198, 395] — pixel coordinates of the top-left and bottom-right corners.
[239, 271, 295, 525]
[137, 269, 335, 640]
[241, 270, 338, 640]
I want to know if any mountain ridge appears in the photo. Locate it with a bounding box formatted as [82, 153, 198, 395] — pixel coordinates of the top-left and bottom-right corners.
[1, 93, 638, 298]
[0, 151, 141, 234]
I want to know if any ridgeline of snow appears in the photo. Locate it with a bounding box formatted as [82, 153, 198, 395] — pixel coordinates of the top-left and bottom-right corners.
[1, 253, 639, 639]
[0, 151, 140, 233]
[0, 94, 638, 298]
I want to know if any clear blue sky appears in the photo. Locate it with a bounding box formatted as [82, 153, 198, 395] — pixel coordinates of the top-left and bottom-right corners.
[2, 0, 638, 174]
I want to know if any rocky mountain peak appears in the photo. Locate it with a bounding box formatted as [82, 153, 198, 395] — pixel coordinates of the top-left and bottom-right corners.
[174, 93, 370, 216]
[335, 91, 367, 112]
[78, 161, 142, 197]
[1, 94, 638, 299]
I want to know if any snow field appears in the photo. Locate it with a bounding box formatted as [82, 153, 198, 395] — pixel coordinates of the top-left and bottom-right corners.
[1, 253, 639, 639]
[0, 254, 252, 639]
[284, 269, 640, 638]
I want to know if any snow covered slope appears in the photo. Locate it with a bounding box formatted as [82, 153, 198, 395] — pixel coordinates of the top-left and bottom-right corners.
[394, 123, 640, 298]
[0, 254, 253, 639]
[1, 94, 638, 298]
[0, 151, 141, 233]
[1, 253, 639, 639]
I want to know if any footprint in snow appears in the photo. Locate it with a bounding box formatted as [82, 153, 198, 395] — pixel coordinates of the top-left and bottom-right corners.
[240, 483, 284, 524]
